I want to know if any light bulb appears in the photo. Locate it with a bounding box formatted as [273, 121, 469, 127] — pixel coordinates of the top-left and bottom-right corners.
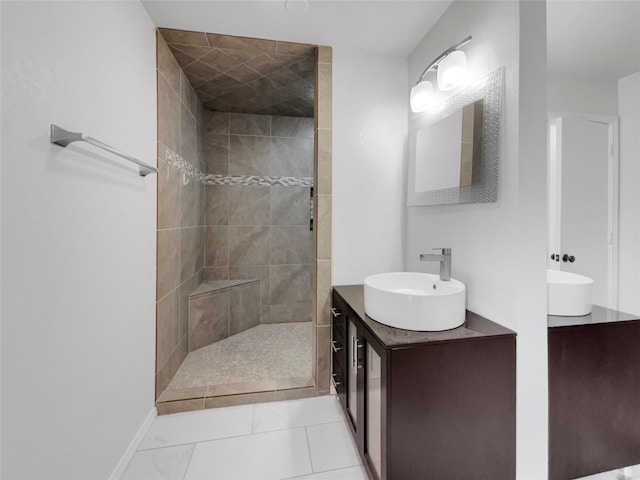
[437, 50, 467, 91]
[410, 81, 434, 113]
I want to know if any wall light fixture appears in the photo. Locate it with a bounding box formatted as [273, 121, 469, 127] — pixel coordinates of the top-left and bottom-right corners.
[410, 36, 472, 113]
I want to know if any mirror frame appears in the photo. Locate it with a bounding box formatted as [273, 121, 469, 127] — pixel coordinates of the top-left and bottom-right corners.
[407, 67, 504, 206]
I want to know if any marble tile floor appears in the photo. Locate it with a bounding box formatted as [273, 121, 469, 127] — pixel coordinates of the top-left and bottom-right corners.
[578, 465, 640, 480]
[161, 322, 313, 401]
[121, 395, 367, 480]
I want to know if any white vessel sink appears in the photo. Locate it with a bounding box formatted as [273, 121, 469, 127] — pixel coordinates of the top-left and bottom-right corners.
[363, 272, 466, 331]
[547, 269, 593, 316]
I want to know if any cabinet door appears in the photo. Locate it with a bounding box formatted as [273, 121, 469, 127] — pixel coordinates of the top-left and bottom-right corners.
[366, 343, 383, 479]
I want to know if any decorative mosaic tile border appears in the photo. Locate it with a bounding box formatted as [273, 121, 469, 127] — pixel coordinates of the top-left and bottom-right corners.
[206, 174, 314, 187]
[164, 148, 207, 183]
[163, 147, 314, 187]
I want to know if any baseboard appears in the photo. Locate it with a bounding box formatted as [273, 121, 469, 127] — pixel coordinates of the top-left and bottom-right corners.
[109, 406, 157, 480]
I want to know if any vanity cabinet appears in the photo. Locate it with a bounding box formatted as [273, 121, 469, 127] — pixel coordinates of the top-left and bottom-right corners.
[332, 285, 517, 480]
[548, 307, 640, 480]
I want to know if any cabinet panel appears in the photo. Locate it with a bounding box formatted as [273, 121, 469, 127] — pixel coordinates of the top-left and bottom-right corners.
[366, 343, 382, 479]
[347, 318, 358, 427]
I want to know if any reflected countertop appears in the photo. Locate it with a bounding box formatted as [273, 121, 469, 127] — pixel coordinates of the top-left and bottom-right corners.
[548, 304, 640, 328]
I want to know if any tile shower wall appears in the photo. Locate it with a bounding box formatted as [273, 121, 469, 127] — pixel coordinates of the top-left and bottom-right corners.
[156, 33, 206, 399]
[203, 111, 314, 325]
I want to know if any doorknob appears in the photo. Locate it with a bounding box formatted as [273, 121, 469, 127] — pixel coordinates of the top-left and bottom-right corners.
[562, 254, 575, 263]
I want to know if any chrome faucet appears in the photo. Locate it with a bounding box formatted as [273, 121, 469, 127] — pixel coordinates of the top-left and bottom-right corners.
[419, 248, 452, 281]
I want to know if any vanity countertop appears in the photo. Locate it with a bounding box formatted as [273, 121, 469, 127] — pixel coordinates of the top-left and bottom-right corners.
[333, 284, 515, 349]
[548, 304, 640, 328]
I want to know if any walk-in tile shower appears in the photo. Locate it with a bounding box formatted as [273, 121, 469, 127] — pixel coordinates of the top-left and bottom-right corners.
[154, 28, 333, 413]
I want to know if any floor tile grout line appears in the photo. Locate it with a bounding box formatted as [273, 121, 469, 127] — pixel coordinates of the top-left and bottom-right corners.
[252, 419, 347, 436]
[279, 464, 364, 480]
[181, 443, 197, 480]
[304, 425, 315, 474]
[141, 421, 340, 453]
[138, 419, 347, 453]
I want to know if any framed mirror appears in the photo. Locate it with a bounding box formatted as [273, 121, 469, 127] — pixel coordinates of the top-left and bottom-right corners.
[407, 67, 504, 206]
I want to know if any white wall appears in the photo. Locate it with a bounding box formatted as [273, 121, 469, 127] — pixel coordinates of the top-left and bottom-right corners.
[406, 2, 548, 478]
[548, 74, 618, 115]
[618, 71, 640, 315]
[1, 2, 157, 478]
[332, 49, 408, 284]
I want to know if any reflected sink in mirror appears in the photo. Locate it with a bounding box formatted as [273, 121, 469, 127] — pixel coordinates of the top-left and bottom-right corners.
[547, 269, 593, 316]
[363, 272, 466, 331]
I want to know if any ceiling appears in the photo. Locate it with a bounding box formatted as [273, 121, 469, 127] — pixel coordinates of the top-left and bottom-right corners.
[547, 0, 640, 82]
[143, 1, 453, 58]
[160, 28, 316, 116]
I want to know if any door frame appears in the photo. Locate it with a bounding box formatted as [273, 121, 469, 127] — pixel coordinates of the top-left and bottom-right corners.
[548, 112, 620, 309]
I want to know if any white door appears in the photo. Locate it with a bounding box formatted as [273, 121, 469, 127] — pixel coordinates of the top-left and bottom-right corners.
[556, 116, 612, 308]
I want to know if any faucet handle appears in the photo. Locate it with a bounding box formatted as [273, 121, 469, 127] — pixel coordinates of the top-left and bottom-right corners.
[432, 247, 451, 254]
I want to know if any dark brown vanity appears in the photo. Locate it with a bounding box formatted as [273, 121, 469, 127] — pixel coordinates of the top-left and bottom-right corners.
[548, 306, 640, 480]
[332, 285, 517, 480]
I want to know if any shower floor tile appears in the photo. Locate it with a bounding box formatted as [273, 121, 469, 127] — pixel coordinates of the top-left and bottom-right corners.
[161, 322, 312, 401]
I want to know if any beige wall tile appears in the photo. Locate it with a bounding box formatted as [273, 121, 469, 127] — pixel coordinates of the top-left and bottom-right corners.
[179, 273, 201, 340]
[271, 116, 314, 139]
[270, 264, 311, 305]
[156, 339, 184, 399]
[157, 34, 181, 94]
[317, 46, 332, 64]
[316, 63, 332, 130]
[204, 134, 229, 175]
[180, 104, 198, 162]
[316, 260, 331, 326]
[316, 128, 332, 195]
[316, 195, 332, 260]
[228, 226, 270, 266]
[189, 290, 230, 351]
[180, 70, 199, 116]
[160, 28, 209, 47]
[270, 187, 311, 226]
[270, 137, 313, 177]
[180, 226, 202, 283]
[158, 73, 181, 154]
[205, 185, 229, 226]
[157, 158, 181, 229]
[228, 186, 270, 225]
[229, 265, 269, 305]
[204, 111, 230, 135]
[229, 136, 270, 175]
[206, 33, 277, 53]
[157, 229, 180, 299]
[230, 113, 270, 136]
[205, 226, 229, 267]
[229, 281, 260, 335]
[276, 41, 316, 56]
[204, 267, 229, 281]
[271, 226, 312, 265]
[157, 289, 180, 370]
[268, 303, 312, 323]
[180, 174, 201, 228]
